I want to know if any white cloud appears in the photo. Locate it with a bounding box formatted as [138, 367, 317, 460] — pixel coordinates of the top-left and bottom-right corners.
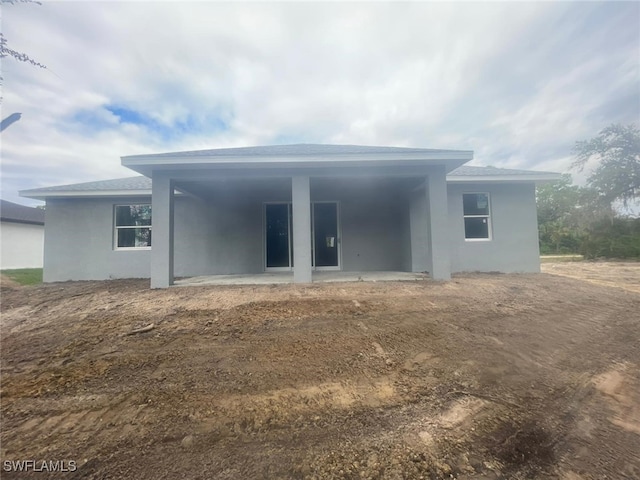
[1, 1, 638, 205]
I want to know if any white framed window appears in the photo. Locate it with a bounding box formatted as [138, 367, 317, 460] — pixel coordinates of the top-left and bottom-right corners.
[114, 204, 151, 249]
[463, 193, 491, 241]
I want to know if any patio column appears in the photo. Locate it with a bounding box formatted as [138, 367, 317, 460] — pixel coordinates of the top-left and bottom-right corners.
[151, 173, 175, 288]
[409, 180, 429, 273]
[426, 166, 451, 280]
[291, 176, 312, 283]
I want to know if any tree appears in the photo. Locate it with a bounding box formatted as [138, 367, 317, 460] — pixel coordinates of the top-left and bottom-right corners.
[537, 126, 640, 259]
[536, 175, 584, 254]
[0, 32, 46, 70]
[0, 0, 45, 130]
[0, 1, 46, 69]
[572, 123, 640, 207]
[536, 174, 580, 225]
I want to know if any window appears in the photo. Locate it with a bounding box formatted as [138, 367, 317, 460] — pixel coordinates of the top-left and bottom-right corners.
[463, 193, 491, 240]
[115, 205, 151, 249]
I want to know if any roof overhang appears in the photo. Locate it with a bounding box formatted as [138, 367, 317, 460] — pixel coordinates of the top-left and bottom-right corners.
[0, 218, 45, 226]
[122, 150, 474, 177]
[21, 189, 152, 200]
[446, 173, 563, 184]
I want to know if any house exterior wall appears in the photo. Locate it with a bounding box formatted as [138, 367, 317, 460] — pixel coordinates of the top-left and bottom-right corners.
[43, 197, 153, 282]
[41, 179, 542, 282]
[42, 179, 411, 282]
[43, 196, 229, 282]
[190, 191, 265, 276]
[1, 221, 44, 269]
[311, 178, 407, 272]
[447, 182, 541, 273]
[178, 178, 409, 275]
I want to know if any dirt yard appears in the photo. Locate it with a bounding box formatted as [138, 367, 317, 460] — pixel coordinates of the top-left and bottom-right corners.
[1, 262, 639, 479]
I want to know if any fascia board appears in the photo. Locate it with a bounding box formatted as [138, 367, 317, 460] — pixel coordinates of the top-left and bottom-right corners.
[446, 174, 562, 183]
[1, 218, 45, 226]
[121, 151, 474, 167]
[20, 190, 153, 199]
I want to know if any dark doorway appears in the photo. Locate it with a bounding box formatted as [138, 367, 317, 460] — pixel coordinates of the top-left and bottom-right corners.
[313, 202, 339, 268]
[265, 203, 291, 268]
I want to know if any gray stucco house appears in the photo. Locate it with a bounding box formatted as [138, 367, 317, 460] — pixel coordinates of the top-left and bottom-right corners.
[21, 144, 560, 287]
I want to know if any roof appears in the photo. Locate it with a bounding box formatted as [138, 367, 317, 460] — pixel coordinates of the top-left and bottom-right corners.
[0, 199, 45, 225]
[20, 165, 561, 199]
[22, 176, 152, 193]
[121, 143, 475, 176]
[447, 165, 561, 183]
[124, 143, 472, 159]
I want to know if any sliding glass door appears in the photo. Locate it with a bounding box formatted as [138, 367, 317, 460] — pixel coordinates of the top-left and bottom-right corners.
[264, 202, 339, 271]
[265, 203, 292, 269]
[312, 202, 339, 269]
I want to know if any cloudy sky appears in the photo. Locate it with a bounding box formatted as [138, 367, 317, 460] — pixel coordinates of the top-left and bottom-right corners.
[2, 1, 638, 206]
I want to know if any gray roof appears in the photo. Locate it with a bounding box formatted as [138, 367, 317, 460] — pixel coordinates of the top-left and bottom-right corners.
[0, 199, 45, 224]
[20, 165, 560, 198]
[22, 176, 152, 194]
[449, 165, 559, 177]
[124, 143, 471, 159]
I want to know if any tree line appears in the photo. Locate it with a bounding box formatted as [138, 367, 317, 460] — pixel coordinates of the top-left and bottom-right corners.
[537, 124, 640, 258]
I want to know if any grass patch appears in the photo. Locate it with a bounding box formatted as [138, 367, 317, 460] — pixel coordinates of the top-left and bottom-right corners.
[1, 268, 43, 285]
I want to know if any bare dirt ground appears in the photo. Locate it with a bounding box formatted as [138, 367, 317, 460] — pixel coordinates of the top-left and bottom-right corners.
[1, 262, 639, 479]
[541, 260, 640, 294]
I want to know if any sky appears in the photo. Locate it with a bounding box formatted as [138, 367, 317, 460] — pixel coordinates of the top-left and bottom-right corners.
[1, 1, 639, 206]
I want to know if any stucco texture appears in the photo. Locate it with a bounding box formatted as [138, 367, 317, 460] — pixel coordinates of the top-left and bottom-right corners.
[447, 182, 541, 273]
[41, 180, 541, 282]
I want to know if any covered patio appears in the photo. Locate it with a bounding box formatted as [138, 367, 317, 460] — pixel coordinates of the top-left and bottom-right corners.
[120, 145, 473, 288]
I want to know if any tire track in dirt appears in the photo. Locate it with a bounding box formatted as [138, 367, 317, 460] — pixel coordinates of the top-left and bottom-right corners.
[2, 394, 156, 459]
[1, 266, 639, 479]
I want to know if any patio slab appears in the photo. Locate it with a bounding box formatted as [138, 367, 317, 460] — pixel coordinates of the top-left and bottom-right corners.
[174, 271, 428, 286]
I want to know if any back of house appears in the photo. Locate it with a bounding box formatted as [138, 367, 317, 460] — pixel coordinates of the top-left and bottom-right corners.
[20, 144, 560, 286]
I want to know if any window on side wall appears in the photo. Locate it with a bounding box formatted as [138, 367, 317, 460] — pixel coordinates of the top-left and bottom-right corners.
[463, 193, 491, 240]
[114, 204, 152, 249]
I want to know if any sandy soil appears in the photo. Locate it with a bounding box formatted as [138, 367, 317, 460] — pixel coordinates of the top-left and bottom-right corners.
[541, 260, 640, 294]
[1, 262, 639, 479]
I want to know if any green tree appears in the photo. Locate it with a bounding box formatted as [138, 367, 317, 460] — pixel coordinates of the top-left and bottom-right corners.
[536, 174, 583, 254]
[536, 174, 580, 224]
[538, 126, 640, 259]
[572, 123, 640, 207]
[536, 177, 640, 258]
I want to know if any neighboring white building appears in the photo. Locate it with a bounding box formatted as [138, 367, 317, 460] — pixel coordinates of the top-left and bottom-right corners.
[1, 200, 45, 269]
[21, 144, 561, 286]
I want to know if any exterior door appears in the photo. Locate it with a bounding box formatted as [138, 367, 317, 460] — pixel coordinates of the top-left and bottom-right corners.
[265, 203, 292, 269]
[312, 202, 339, 269]
[264, 202, 339, 271]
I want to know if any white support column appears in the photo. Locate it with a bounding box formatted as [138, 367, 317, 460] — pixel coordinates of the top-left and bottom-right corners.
[151, 173, 175, 288]
[291, 176, 312, 283]
[426, 166, 451, 280]
[409, 179, 429, 273]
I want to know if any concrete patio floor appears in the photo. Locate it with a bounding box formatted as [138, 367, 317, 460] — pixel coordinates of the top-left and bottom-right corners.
[174, 271, 429, 286]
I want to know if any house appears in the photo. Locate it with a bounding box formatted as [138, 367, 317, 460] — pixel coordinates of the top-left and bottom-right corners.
[20, 144, 560, 287]
[0, 199, 45, 269]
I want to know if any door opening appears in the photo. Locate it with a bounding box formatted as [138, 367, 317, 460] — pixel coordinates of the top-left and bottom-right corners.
[265, 203, 292, 270]
[312, 202, 339, 270]
[264, 202, 339, 271]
